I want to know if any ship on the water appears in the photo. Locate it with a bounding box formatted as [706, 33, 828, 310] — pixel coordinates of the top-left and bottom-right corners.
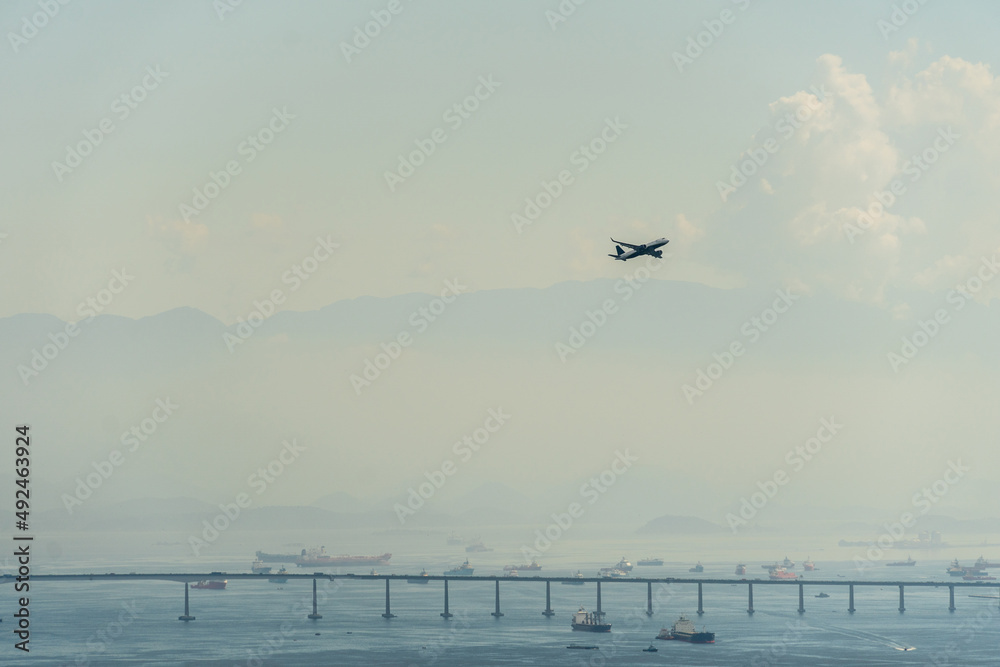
[637, 558, 664, 566]
[268, 568, 288, 583]
[407, 569, 430, 584]
[504, 560, 541, 571]
[251, 559, 271, 574]
[688, 562, 704, 573]
[615, 557, 633, 572]
[975, 556, 1000, 569]
[191, 580, 227, 590]
[735, 563, 747, 575]
[256, 548, 391, 567]
[571, 608, 611, 632]
[599, 568, 628, 578]
[887, 556, 916, 567]
[769, 567, 798, 580]
[465, 540, 493, 553]
[964, 573, 996, 581]
[444, 560, 475, 576]
[656, 615, 714, 643]
[446, 533, 463, 546]
[561, 571, 586, 585]
[803, 557, 816, 571]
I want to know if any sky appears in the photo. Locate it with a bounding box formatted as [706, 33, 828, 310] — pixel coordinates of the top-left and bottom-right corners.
[3, 1, 1000, 531]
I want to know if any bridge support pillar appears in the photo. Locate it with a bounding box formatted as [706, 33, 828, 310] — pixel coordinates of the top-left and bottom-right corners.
[178, 582, 195, 621]
[747, 583, 754, 614]
[596, 581, 603, 617]
[308, 578, 323, 619]
[646, 581, 653, 616]
[798, 583, 805, 614]
[543, 580, 554, 616]
[949, 584, 956, 612]
[441, 579, 453, 618]
[382, 578, 396, 618]
[898, 585, 905, 613]
[697, 582, 704, 615]
[491, 579, 504, 617]
[848, 584, 855, 613]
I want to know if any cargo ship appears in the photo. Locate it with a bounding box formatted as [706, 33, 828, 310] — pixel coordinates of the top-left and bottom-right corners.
[689, 562, 704, 573]
[803, 557, 816, 571]
[637, 558, 664, 566]
[615, 557, 633, 572]
[948, 559, 969, 576]
[465, 540, 493, 553]
[975, 556, 1000, 569]
[964, 573, 996, 581]
[268, 568, 288, 584]
[571, 608, 611, 632]
[285, 547, 392, 568]
[191, 580, 226, 590]
[562, 571, 585, 585]
[444, 560, 474, 576]
[887, 556, 916, 567]
[504, 560, 542, 571]
[735, 563, 747, 575]
[656, 615, 714, 643]
[251, 559, 271, 574]
[769, 567, 798, 580]
[599, 568, 628, 578]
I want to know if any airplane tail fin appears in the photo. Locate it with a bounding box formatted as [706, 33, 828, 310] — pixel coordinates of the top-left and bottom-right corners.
[614, 245, 624, 256]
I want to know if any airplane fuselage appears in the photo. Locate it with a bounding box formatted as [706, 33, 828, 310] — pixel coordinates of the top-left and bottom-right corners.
[609, 237, 669, 261]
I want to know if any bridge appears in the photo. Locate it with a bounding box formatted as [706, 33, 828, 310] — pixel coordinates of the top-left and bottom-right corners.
[5, 573, 998, 622]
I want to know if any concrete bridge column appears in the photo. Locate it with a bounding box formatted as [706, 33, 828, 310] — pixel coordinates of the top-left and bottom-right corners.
[308, 578, 323, 620]
[898, 585, 905, 613]
[178, 582, 195, 621]
[542, 580, 554, 616]
[596, 581, 603, 617]
[697, 582, 704, 615]
[382, 578, 396, 619]
[798, 583, 805, 614]
[747, 583, 754, 614]
[646, 581, 653, 616]
[491, 579, 504, 618]
[949, 584, 955, 612]
[441, 579, 453, 619]
[848, 584, 855, 613]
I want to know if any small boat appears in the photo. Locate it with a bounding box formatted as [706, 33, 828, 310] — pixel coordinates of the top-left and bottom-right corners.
[369, 568, 378, 576]
[599, 568, 628, 578]
[407, 569, 430, 584]
[689, 562, 704, 573]
[566, 644, 599, 650]
[268, 567, 288, 583]
[191, 580, 226, 590]
[562, 570, 586, 585]
[656, 615, 714, 643]
[782, 556, 795, 569]
[803, 558, 816, 571]
[642, 644, 658, 652]
[735, 563, 747, 575]
[444, 560, 474, 576]
[571, 607, 611, 632]
[637, 558, 663, 566]
[506, 569, 519, 577]
[251, 559, 271, 575]
[948, 559, 967, 576]
[815, 592, 830, 598]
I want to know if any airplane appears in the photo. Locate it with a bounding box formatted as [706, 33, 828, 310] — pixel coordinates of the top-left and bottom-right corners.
[607, 237, 669, 261]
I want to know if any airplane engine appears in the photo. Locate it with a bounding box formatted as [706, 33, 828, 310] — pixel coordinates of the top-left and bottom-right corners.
[652, 250, 662, 258]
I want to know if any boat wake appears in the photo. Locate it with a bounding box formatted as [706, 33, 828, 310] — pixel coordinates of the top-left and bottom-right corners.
[813, 623, 914, 652]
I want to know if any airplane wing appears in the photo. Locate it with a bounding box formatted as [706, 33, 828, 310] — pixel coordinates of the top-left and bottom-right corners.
[610, 237, 643, 250]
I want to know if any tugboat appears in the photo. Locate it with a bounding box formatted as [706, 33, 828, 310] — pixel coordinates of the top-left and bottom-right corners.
[642, 644, 658, 652]
[599, 568, 628, 578]
[571, 608, 611, 632]
[656, 615, 714, 643]
[191, 580, 227, 590]
[735, 563, 747, 575]
[562, 571, 586, 585]
[407, 569, 430, 584]
[948, 559, 967, 576]
[887, 556, 916, 567]
[803, 557, 816, 571]
[815, 592, 830, 598]
[975, 556, 1000, 569]
[268, 567, 288, 583]
[444, 560, 475, 576]
[688, 562, 704, 573]
[782, 556, 795, 569]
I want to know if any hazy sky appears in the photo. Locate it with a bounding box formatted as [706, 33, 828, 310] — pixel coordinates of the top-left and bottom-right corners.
[5, 0, 1000, 322]
[5, 1, 1000, 526]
